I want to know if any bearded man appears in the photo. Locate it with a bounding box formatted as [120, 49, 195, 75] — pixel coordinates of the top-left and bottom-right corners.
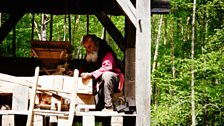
[79, 34, 124, 111]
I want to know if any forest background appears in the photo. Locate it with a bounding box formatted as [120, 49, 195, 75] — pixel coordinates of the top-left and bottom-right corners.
[0, 0, 223, 125]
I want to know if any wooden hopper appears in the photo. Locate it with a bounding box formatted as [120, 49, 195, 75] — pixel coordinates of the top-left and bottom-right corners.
[31, 40, 71, 72]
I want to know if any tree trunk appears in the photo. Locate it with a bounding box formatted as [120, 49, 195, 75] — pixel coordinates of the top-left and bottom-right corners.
[163, 16, 167, 45]
[73, 15, 83, 59]
[41, 14, 47, 41]
[152, 15, 163, 106]
[171, 15, 175, 96]
[152, 15, 163, 73]
[33, 20, 41, 40]
[57, 23, 60, 41]
[184, 17, 190, 42]
[68, 14, 71, 43]
[63, 14, 67, 41]
[73, 15, 80, 41]
[191, 0, 197, 125]
[203, 6, 209, 126]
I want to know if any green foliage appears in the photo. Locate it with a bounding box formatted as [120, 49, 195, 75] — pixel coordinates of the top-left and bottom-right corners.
[0, 0, 223, 125]
[151, 0, 223, 125]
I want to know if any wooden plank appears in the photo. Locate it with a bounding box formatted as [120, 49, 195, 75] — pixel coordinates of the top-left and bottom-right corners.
[33, 109, 69, 116]
[26, 67, 40, 126]
[53, 77, 64, 111]
[37, 88, 71, 94]
[111, 117, 123, 126]
[151, 8, 170, 14]
[135, 0, 151, 125]
[58, 116, 69, 126]
[77, 78, 93, 94]
[115, 0, 137, 27]
[32, 110, 136, 117]
[0, 110, 136, 117]
[0, 110, 28, 115]
[0, 73, 33, 88]
[0, 82, 14, 93]
[83, 115, 95, 126]
[127, 97, 136, 107]
[67, 69, 79, 125]
[76, 105, 95, 110]
[49, 96, 58, 124]
[49, 77, 64, 124]
[33, 115, 44, 126]
[96, 12, 125, 52]
[12, 84, 29, 111]
[2, 115, 14, 126]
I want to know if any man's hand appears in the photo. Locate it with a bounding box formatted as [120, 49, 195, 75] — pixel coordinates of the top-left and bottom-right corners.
[81, 72, 93, 79]
[81, 73, 93, 84]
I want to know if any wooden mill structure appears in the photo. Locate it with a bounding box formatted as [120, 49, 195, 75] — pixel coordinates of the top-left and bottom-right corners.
[0, 0, 169, 125]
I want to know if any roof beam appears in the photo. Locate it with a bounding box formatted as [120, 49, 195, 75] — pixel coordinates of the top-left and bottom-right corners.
[115, 0, 137, 28]
[95, 11, 125, 52]
[0, 13, 24, 43]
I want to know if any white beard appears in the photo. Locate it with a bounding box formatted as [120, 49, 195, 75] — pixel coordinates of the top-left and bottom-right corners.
[86, 51, 98, 63]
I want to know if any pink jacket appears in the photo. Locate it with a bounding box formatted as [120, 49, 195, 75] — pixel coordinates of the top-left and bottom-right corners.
[90, 52, 124, 91]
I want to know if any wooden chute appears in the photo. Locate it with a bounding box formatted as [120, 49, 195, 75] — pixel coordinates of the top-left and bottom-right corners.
[31, 40, 71, 74]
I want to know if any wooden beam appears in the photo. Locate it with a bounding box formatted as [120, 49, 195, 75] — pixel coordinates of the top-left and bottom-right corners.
[0, 0, 169, 15]
[0, 13, 24, 43]
[13, 27, 16, 57]
[124, 18, 136, 98]
[31, 13, 35, 41]
[0, 0, 122, 15]
[115, 0, 137, 27]
[135, 0, 151, 126]
[125, 17, 136, 48]
[50, 14, 53, 41]
[68, 14, 72, 43]
[151, 8, 170, 14]
[151, 0, 170, 14]
[96, 11, 125, 52]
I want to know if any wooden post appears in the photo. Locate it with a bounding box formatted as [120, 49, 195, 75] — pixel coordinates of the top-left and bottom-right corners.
[31, 13, 34, 41]
[13, 27, 16, 57]
[124, 17, 136, 98]
[135, 0, 151, 126]
[68, 14, 71, 43]
[87, 14, 89, 35]
[83, 115, 95, 126]
[50, 14, 53, 41]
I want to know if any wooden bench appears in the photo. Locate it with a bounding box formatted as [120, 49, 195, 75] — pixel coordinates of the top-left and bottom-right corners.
[0, 68, 95, 126]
